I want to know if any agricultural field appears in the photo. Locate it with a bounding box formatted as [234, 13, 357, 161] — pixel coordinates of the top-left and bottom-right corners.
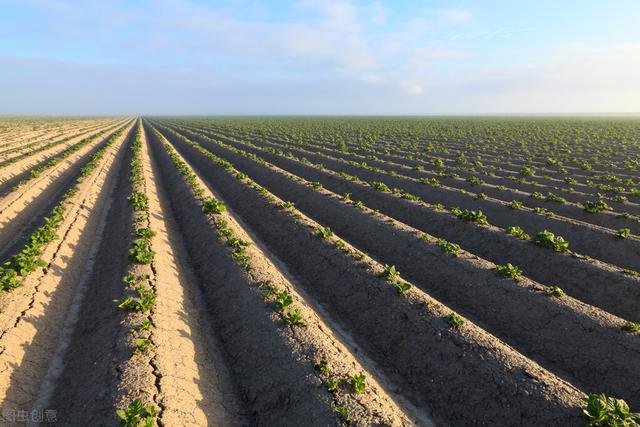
[1, 116, 640, 426]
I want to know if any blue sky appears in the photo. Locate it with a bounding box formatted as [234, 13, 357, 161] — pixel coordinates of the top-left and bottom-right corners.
[1, 0, 639, 115]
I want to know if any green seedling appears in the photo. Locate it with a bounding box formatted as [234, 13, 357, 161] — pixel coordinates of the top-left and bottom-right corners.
[618, 228, 631, 239]
[315, 226, 333, 239]
[437, 239, 461, 256]
[583, 199, 611, 214]
[283, 308, 304, 326]
[379, 264, 399, 281]
[456, 209, 489, 225]
[327, 379, 339, 393]
[447, 313, 465, 328]
[335, 406, 352, 422]
[494, 263, 522, 281]
[137, 320, 152, 332]
[582, 393, 639, 426]
[202, 198, 226, 214]
[135, 228, 156, 239]
[129, 239, 155, 264]
[116, 399, 158, 427]
[505, 226, 530, 240]
[350, 374, 366, 394]
[276, 201, 295, 210]
[623, 321, 640, 333]
[274, 290, 293, 311]
[545, 286, 565, 297]
[394, 281, 411, 295]
[508, 200, 523, 210]
[532, 230, 569, 252]
[315, 359, 330, 375]
[134, 338, 154, 354]
[116, 285, 156, 313]
[127, 192, 149, 211]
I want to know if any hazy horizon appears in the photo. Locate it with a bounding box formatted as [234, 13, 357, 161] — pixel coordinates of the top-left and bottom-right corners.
[2, 0, 639, 115]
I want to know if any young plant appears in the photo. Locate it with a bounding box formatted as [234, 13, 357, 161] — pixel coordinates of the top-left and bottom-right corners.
[456, 209, 489, 225]
[274, 290, 294, 311]
[129, 239, 155, 264]
[446, 313, 465, 328]
[532, 230, 569, 253]
[508, 200, 523, 210]
[505, 226, 530, 240]
[494, 263, 522, 281]
[127, 192, 149, 211]
[315, 226, 333, 239]
[135, 228, 156, 239]
[623, 321, 640, 333]
[202, 198, 226, 214]
[583, 199, 611, 214]
[582, 393, 639, 426]
[394, 281, 411, 295]
[326, 379, 339, 393]
[276, 201, 295, 210]
[545, 286, 565, 298]
[436, 238, 461, 256]
[283, 308, 304, 326]
[134, 338, 154, 354]
[379, 264, 399, 281]
[116, 399, 158, 427]
[350, 374, 366, 394]
[618, 228, 631, 239]
[335, 406, 352, 422]
[315, 359, 330, 375]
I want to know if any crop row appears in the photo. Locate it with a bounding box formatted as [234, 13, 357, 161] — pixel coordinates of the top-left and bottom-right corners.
[0, 125, 128, 294]
[149, 119, 640, 425]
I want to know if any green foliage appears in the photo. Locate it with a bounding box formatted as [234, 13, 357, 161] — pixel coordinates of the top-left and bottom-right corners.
[127, 192, 149, 211]
[283, 308, 304, 326]
[584, 199, 611, 214]
[116, 285, 157, 313]
[508, 200, 523, 210]
[129, 239, 155, 264]
[202, 198, 226, 214]
[623, 322, 640, 333]
[274, 290, 293, 311]
[532, 230, 569, 252]
[369, 181, 391, 192]
[315, 226, 334, 239]
[379, 264, 399, 281]
[545, 192, 566, 203]
[618, 228, 631, 239]
[394, 281, 411, 295]
[447, 313, 465, 328]
[135, 228, 156, 239]
[582, 393, 639, 426]
[116, 399, 158, 427]
[455, 209, 489, 225]
[545, 286, 565, 297]
[134, 338, 154, 354]
[494, 263, 522, 280]
[350, 374, 366, 393]
[437, 239, 461, 256]
[276, 201, 295, 210]
[335, 406, 352, 422]
[505, 226, 530, 240]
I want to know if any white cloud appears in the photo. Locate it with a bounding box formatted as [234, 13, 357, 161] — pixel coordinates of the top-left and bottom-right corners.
[438, 9, 472, 25]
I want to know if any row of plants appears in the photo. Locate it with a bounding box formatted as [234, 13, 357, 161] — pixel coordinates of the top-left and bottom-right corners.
[9, 123, 122, 191]
[0, 125, 127, 293]
[191, 120, 640, 209]
[193, 124, 640, 239]
[115, 122, 159, 427]
[0, 120, 115, 164]
[153, 126, 383, 423]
